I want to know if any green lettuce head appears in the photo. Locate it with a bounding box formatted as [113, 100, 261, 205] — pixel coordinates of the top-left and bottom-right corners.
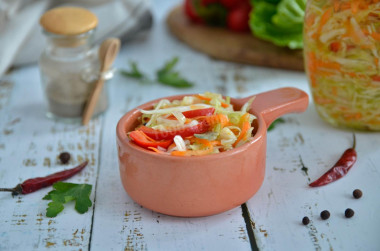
[249, 0, 306, 49]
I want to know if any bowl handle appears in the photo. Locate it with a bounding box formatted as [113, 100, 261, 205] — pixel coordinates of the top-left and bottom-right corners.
[243, 87, 309, 129]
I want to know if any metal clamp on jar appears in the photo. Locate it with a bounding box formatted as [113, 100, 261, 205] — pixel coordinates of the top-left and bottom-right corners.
[39, 7, 112, 122]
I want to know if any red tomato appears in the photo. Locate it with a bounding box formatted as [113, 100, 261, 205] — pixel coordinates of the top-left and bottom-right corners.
[329, 42, 341, 52]
[129, 131, 172, 149]
[184, 0, 203, 23]
[221, 0, 250, 9]
[182, 108, 215, 118]
[138, 120, 209, 140]
[220, 0, 240, 9]
[201, 0, 220, 6]
[371, 75, 380, 82]
[226, 4, 251, 32]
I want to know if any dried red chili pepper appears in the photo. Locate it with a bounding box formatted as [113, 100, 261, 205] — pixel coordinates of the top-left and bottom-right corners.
[309, 134, 357, 187]
[0, 161, 88, 196]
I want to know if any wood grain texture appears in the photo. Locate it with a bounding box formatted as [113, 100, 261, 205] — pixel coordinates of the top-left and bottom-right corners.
[166, 5, 304, 71]
[246, 109, 380, 251]
[0, 68, 102, 250]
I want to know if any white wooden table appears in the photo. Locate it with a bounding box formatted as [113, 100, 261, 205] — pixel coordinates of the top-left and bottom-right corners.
[1, 1, 379, 250]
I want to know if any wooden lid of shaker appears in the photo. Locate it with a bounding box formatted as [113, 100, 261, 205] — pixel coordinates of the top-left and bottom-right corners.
[40, 7, 98, 35]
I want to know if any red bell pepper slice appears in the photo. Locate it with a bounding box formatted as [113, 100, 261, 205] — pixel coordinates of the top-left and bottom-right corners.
[137, 120, 209, 140]
[371, 75, 380, 82]
[129, 130, 172, 149]
[184, 0, 203, 23]
[182, 107, 215, 118]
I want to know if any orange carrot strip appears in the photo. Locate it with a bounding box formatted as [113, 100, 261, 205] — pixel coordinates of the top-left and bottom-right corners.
[307, 52, 318, 87]
[317, 7, 333, 36]
[371, 32, 380, 41]
[374, 58, 379, 68]
[316, 69, 335, 77]
[233, 121, 250, 147]
[147, 147, 165, 153]
[195, 95, 230, 108]
[333, 0, 340, 12]
[194, 138, 212, 146]
[317, 59, 341, 71]
[171, 145, 213, 156]
[135, 130, 156, 142]
[200, 114, 229, 128]
[343, 112, 362, 120]
[171, 151, 187, 156]
[339, 2, 351, 11]
[307, 52, 317, 72]
[351, 0, 360, 14]
[305, 13, 316, 27]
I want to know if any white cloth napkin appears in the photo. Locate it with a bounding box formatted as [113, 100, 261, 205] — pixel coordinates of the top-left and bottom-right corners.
[0, 0, 152, 77]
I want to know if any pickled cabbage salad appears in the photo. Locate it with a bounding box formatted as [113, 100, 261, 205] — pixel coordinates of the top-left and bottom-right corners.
[128, 93, 256, 156]
[304, 0, 380, 130]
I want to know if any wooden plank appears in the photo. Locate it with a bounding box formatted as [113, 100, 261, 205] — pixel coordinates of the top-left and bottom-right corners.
[245, 108, 380, 250]
[0, 67, 102, 250]
[166, 5, 304, 71]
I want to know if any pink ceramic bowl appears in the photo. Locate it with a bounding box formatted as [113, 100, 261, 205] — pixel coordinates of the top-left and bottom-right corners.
[116, 87, 308, 217]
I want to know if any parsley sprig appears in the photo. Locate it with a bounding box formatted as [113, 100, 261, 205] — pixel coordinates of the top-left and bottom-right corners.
[120, 62, 146, 79]
[43, 182, 93, 217]
[120, 57, 194, 88]
[268, 118, 285, 131]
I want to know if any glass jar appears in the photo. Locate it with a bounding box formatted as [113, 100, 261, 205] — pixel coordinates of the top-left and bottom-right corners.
[304, 0, 380, 131]
[39, 7, 110, 122]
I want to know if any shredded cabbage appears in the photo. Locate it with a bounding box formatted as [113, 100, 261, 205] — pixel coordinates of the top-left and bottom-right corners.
[304, 0, 380, 130]
[174, 135, 187, 151]
[172, 111, 186, 125]
[194, 132, 219, 140]
[135, 92, 257, 155]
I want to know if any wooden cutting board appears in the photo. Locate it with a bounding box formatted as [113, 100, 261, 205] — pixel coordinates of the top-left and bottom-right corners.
[166, 6, 304, 71]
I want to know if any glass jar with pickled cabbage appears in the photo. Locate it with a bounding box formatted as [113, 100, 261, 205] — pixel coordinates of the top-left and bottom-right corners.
[304, 0, 380, 131]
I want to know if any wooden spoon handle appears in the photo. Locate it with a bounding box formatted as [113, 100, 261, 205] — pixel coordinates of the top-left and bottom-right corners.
[82, 38, 120, 125]
[82, 78, 105, 125]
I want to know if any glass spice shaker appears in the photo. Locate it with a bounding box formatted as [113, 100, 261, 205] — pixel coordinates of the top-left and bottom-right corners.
[304, 0, 380, 131]
[39, 7, 111, 122]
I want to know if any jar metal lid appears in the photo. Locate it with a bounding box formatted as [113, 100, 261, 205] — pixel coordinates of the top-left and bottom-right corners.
[40, 7, 98, 35]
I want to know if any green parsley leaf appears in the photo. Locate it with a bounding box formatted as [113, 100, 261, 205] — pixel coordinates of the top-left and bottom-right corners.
[120, 57, 194, 88]
[157, 72, 194, 88]
[267, 118, 285, 131]
[157, 57, 179, 75]
[43, 182, 93, 218]
[46, 201, 64, 218]
[156, 57, 194, 88]
[120, 61, 147, 79]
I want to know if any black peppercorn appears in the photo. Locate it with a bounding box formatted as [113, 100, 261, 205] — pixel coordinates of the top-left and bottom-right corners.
[353, 189, 362, 199]
[59, 152, 71, 164]
[345, 208, 354, 218]
[302, 216, 310, 225]
[320, 210, 330, 220]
